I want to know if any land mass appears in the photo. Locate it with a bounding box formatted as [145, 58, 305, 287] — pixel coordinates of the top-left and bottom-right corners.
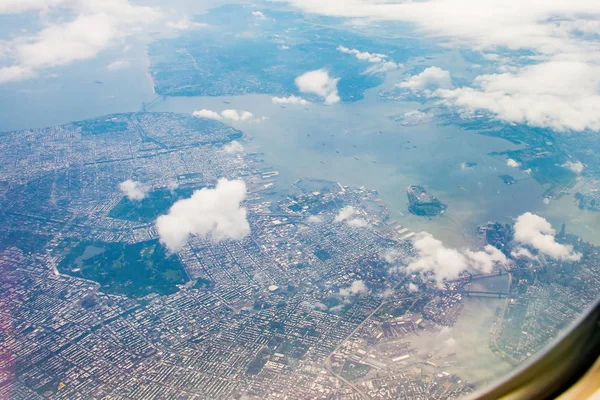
[499, 174, 517, 185]
[407, 185, 447, 216]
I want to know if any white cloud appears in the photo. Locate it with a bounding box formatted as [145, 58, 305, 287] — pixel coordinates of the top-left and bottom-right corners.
[278, 0, 600, 58]
[192, 109, 222, 120]
[408, 282, 419, 293]
[405, 232, 510, 287]
[119, 179, 149, 201]
[271, 95, 309, 105]
[167, 180, 179, 191]
[192, 109, 264, 123]
[156, 179, 250, 252]
[221, 109, 254, 121]
[337, 45, 400, 74]
[507, 158, 521, 168]
[329, 304, 345, 313]
[279, 0, 600, 132]
[307, 215, 323, 223]
[223, 141, 244, 154]
[562, 160, 584, 174]
[106, 60, 130, 71]
[510, 247, 537, 260]
[399, 66, 452, 91]
[339, 280, 367, 297]
[365, 61, 400, 74]
[405, 233, 468, 287]
[438, 326, 456, 348]
[167, 16, 208, 30]
[444, 337, 457, 347]
[513, 212, 581, 261]
[252, 11, 266, 19]
[295, 69, 340, 105]
[383, 248, 402, 263]
[334, 206, 368, 227]
[337, 45, 387, 63]
[0, 0, 67, 14]
[334, 206, 356, 222]
[0, 0, 161, 83]
[399, 110, 433, 126]
[436, 61, 600, 132]
[463, 245, 509, 274]
[0, 66, 35, 84]
[347, 218, 368, 227]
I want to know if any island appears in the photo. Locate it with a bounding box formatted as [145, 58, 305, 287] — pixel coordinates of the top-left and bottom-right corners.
[499, 174, 517, 185]
[407, 185, 448, 216]
[575, 192, 600, 212]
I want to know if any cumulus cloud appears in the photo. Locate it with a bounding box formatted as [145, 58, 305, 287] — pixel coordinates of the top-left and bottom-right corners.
[562, 160, 584, 174]
[192, 109, 264, 123]
[106, 60, 130, 71]
[271, 95, 309, 105]
[405, 232, 510, 287]
[334, 206, 356, 222]
[408, 282, 419, 293]
[192, 109, 222, 120]
[307, 215, 323, 223]
[383, 248, 402, 263]
[511, 247, 537, 260]
[221, 109, 256, 121]
[464, 245, 510, 274]
[337, 45, 386, 63]
[295, 69, 340, 105]
[513, 212, 581, 261]
[365, 61, 400, 74]
[280, 0, 600, 132]
[0, 66, 35, 84]
[223, 141, 244, 154]
[334, 206, 368, 227]
[399, 110, 433, 126]
[0, 0, 68, 14]
[329, 304, 345, 313]
[252, 11, 266, 19]
[156, 179, 250, 252]
[339, 280, 367, 297]
[0, 0, 161, 83]
[436, 62, 600, 132]
[399, 67, 452, 91]
[337, 45, 400, 74]
[279, 0, 600, 58]
[167, 16, 208, 30]
[347, 218, 368, 227]
[119, 179, 149, 201]
[507, 158, 521, 168]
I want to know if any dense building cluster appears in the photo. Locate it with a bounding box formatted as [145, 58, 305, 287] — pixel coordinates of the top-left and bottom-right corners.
[0, 112, 597, 399]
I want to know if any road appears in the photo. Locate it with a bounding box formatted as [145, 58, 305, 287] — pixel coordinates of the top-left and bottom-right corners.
[324, 302, 386, 399]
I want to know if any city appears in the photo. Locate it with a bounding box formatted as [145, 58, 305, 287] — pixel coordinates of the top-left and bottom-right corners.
[1, 112, 598, 399]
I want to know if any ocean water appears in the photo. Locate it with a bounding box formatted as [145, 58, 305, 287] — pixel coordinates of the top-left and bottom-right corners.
[2, 51, 587, 248]
[150, 72, 548, 248]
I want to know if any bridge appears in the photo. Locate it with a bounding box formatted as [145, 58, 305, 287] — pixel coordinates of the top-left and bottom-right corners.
[460, 290, 516, 298]
[435, 289, 517, 299]
[447, 267, 534, 283]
